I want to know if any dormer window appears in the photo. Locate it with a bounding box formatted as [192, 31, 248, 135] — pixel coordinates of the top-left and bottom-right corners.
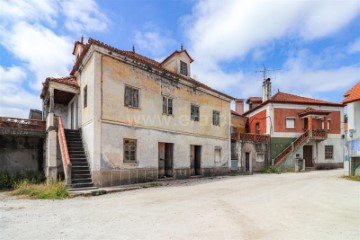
[180, 61, 188, 76]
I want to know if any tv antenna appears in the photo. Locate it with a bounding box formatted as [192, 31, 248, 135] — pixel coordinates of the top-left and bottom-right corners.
[256, 66, 280, 80]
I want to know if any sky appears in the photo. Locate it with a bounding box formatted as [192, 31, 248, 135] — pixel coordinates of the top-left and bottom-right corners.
[0, 0, 360, 118]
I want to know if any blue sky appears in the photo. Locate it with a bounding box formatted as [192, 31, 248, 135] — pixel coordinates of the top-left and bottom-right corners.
[1, 0, 360, 117]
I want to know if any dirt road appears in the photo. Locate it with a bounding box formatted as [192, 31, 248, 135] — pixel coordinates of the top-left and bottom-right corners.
[1, 170, 359, 240]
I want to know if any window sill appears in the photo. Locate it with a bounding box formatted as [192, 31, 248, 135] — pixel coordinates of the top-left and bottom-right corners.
[123, 162, 138, 166]
[124, 106, 141, 110]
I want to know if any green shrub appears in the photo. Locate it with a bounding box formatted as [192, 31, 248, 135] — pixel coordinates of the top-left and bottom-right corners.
[0, 171, 45, 189]
[10, 181, 69, 200]
[343, 176, 360, 181]
[260, 166, 281, 174]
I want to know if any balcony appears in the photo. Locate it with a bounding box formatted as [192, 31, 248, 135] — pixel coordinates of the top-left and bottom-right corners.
[232, 132, 270, 142]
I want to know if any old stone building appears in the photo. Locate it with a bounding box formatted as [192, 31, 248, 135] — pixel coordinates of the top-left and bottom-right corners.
[41, 38, 233, 187]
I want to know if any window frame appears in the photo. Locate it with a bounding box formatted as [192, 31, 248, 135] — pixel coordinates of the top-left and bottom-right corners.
[83, 85, 87, 109]
[325, 145, 334, 160]
[123, 138, 137, 163]
[191, 104, 200, 121]
[255, 122, 260, 134]
[162, 96, 173, 115]
[213, 110, 220, 126]
[322, 120, 330, 130]
[285, 117, 295, 129]
[124, 85, 140, 108]
[180, 60, 188, 76]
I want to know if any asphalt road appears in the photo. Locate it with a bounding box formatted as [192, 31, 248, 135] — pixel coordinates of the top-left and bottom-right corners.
[1, 169, 359, 240]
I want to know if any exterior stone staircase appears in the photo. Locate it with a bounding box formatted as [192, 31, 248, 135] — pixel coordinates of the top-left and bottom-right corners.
[64, 129, 94, 188]
[274, 130, 327, 167]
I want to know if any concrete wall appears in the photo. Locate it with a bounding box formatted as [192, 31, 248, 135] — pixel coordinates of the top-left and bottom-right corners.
[236, 141, 268, 172]
[0, 135, 43, 174]
[93, 122, 230, 187]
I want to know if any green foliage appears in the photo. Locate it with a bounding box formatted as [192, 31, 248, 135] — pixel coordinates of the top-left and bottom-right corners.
[343, 176, 360, 181]
[10, 181, 70, 200]
[260, 166, 281, 174]
[0, 171, 45, 189]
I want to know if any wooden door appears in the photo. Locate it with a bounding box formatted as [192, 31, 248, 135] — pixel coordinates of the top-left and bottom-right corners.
[245, 152, 250, 172]
[303, 146, 313, 167]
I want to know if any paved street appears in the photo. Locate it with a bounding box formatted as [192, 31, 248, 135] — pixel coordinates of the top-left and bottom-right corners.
[1, 169, 359, 240]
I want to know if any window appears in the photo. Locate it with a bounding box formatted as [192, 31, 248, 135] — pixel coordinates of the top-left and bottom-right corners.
[325, 145, 333, 159]
[214, 146, 221, 163]
[322, 120, 330, 130]
[255, 123, 260, 134]
[213, 110, 220, 126]
[124, 139, 137, 162]
[191, 105, 199, 121]
[180, 61, 188, 76]
[83, 85, 87, 108]
[163, 96, 173, 115]
[286, 117, 295, 129]
[124, 86, 139, 108]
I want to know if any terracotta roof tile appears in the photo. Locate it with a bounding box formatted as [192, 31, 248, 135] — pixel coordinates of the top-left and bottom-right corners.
[41, 76, 79, 98]
[298, 107, 331, 117]
[343, 82, 360, 104]
[246, 97, 262, 103]
[70, 38, 234, 100]
[244, 91, 343, 115]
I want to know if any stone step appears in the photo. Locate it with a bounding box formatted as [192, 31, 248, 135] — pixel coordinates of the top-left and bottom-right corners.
[71, 182, 94, 188]
[71, 162, 89, 167]
[72, 173, 92, 179]
[72, 178, 92, 184]
[72, 170, 91, 175]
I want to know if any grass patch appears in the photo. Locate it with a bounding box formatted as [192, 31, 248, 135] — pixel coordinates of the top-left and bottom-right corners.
[343, 176, 360, 181]
[0, 170, 45, 189]
[139, 182, 162, 188]
[10, 181, 70, 200]
[260, 166, 281, 174]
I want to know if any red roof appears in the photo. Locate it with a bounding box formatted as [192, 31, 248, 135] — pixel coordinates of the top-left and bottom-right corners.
[298, 107, 331, 117]
[246, 97, 262, 104]
[161, 49, 194, 65]
[69, 38, 233, 100]
[41, 76, 79, 98]
[244, 91, 343, 115]
[231, 110, 247, 119]
[343, 82, 360, 104]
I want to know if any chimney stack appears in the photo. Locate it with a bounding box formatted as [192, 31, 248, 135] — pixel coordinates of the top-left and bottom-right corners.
[262, 78, 271, 102]
[235, 99, 244, 115]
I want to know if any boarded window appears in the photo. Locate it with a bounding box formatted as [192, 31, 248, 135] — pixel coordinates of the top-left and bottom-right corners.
[83, 85, 87, 108]
[191, 104, 199, 121]
[163, 97, 173, 115]
[286, 118, 295, 129]
[124, 139, 137, 162]
[325, 145, 333, 159]
[255, 123, 260, 134]
[124, 86, 139, 108]
[213, 111, 220, 126]
[180, 61, 188, 76]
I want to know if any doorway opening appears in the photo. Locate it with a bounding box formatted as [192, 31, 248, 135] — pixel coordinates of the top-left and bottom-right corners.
[190, 145, 202, 176]
[303, 145, 313, 167]
[158, 142, 173, 178]
[245, 152, 250, 172]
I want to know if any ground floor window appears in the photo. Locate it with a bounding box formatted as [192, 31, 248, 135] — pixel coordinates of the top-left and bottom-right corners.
[124, 139, 137, 162]
[256, 153, 265, 162]
[214, 146, 221, 163]
[325, 145, 333, 159]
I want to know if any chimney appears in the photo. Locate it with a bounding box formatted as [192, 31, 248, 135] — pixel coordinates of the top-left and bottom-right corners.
[235, 99, 244, 115]
[262, 78, 271, 102]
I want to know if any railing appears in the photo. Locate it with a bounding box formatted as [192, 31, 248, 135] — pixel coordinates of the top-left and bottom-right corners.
[232, 132, 270, 142]
[311, 129, 327, 139]
[274, 131, 309, 167]
[58, 116, 72, 185]
[0, 117, 45, 131]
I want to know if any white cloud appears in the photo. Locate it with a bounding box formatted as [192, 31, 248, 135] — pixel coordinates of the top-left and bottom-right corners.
[184, 0, 360, 100]
[0, 65, 40, 118]
[348, 37, 360, 53]
[61, 0, 109, 33]
[0, 22, 73, 90]
[134, 29, 176, 57]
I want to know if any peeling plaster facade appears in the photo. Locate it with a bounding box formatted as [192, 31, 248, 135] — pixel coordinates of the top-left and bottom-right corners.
[43, 40, 233, 187]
